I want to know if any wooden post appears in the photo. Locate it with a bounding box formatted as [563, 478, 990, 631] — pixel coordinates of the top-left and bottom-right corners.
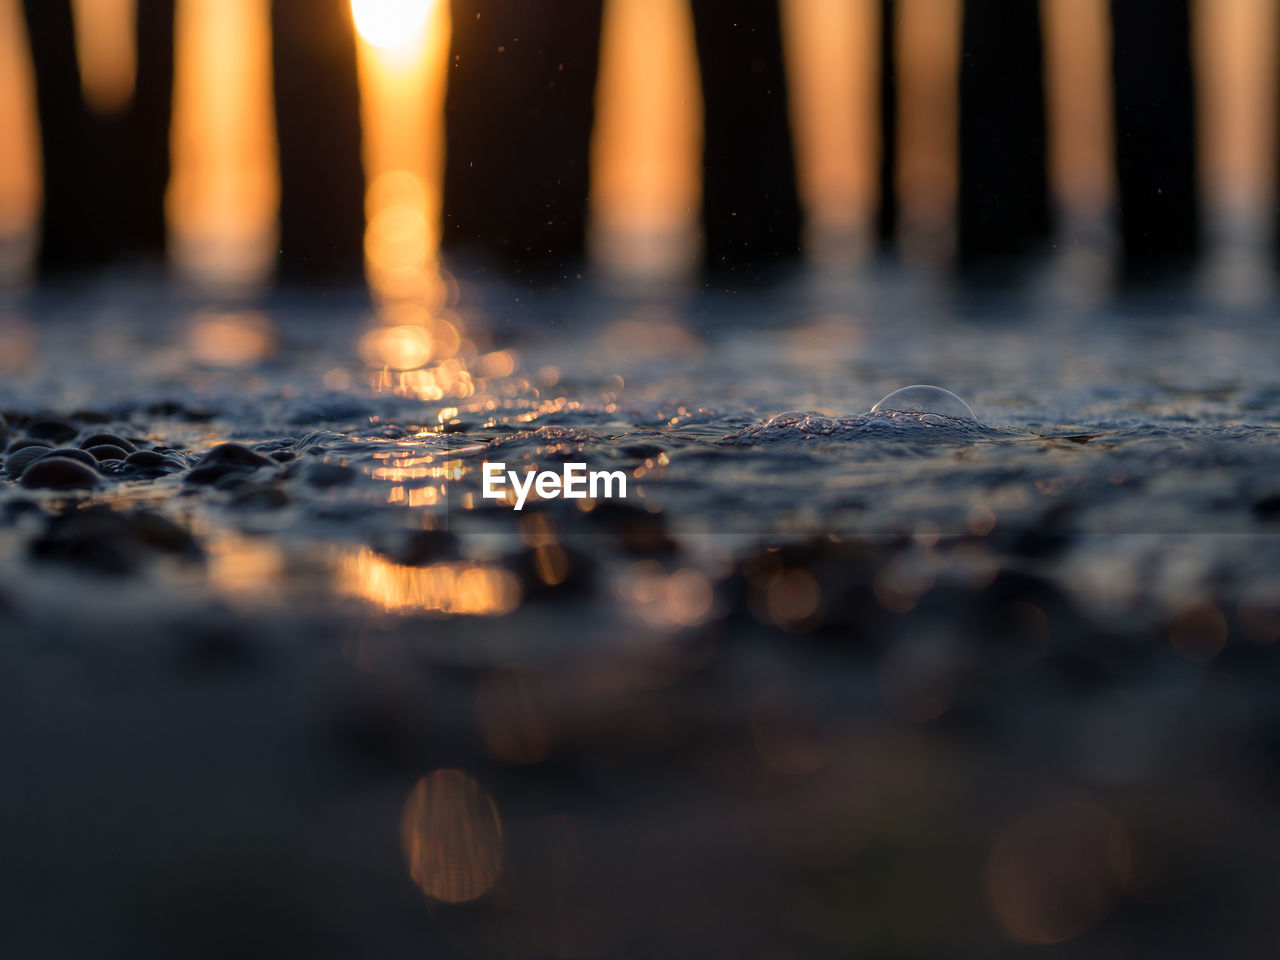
[877, 0, 898, 247]
[271, 0, 366, 281]
[1111, 0, 1199, 278]
[21, 0, 111, 272]
[689, 0, 801, 278]
[957, 0, 1050, 270]
[442, 0, 604, 278]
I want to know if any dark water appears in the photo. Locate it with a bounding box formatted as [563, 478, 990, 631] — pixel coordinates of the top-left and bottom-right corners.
[2, 271, 1280, 957]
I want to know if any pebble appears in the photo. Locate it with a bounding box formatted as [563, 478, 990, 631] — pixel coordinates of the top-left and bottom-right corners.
[85, 444, 131, 463]
[30, 506, 201, 574]
[23, 417, 80, 444]
[38, 447, 99, 469]
[186, 443, 275, 485]
[5, 445, 54, 479]
[198, 442, 275, 470]
[19, 456, 99, 490]
[7, 438, 53, 454]
[79, 433, 137, 453]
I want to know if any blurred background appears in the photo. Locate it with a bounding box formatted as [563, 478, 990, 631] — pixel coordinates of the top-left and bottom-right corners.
[1, 0, 1275, 303]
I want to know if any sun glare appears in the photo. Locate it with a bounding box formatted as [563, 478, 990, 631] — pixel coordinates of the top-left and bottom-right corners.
[351, 0, 433, 50]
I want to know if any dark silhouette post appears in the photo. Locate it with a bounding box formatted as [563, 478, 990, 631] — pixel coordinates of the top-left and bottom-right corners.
[21, 0, 110, 272]
[21, 0, 174, 273]
[877, 0, 898, 247]
[271, 0, 366, 281]
[442, 0, 603, 278]
[120, 0, 175, 259]
[689, 0, 801, 278]
[957, 0, 1050, 270]
[1110, 0, 1199, 278]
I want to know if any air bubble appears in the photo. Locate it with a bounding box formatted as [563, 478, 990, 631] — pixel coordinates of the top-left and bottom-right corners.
[870, 385, 976, 421]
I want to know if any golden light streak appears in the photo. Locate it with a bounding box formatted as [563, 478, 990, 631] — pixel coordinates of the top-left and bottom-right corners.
[337, 548, 521, 616]
[589, 0, 703, 280]
[1194, 0, 1278, 219]
[70, 0, 137, 115]
[167, 0, 279, 290]
[351, 0, 432, 50]
[0, 0, 40, 283]
[895, 0, 961, 264]
[354, 0, 450, 307]
[780, 0, 881, 261]
[1041, 0, 1115, 223]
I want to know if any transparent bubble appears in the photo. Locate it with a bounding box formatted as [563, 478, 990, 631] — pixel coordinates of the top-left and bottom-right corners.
[870, 385, 976, 421]
[764, 410, 818, 427]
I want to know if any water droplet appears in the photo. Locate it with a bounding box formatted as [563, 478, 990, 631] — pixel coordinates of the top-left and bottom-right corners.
[870, 385, 976, 421]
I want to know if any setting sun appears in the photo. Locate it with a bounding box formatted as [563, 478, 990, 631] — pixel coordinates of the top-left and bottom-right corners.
[350, 0, 433, 49]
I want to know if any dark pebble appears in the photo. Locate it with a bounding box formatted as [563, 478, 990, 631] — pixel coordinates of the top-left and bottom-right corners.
[85, 444, 131, 463]
[7, 438, 53, 454]
[79, 432, 137, 453]
[5, 446, 52, 479]
[38, 447, 99, 469]
[30, 506, 201, 574]
[198, 442, 275, 470]
[23, 418, 80, 444]
[123, 450, 170, 468]
[270, 450, 297, 462]
[19, 457, 99, 490]
[303, 462, 355, 488]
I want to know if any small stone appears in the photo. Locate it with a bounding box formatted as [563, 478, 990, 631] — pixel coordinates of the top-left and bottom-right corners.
[38, 447, 99, 469]
[198, 442, 275, 470]
[23, 417, 80, 444]
[30, 506, 201, 574]
[19, 456, 99, 490]
[85, 444, 131, 463]
[5, 445, 54, 479]
[79, 432, 137, 453]
[7, 438, 53, 454]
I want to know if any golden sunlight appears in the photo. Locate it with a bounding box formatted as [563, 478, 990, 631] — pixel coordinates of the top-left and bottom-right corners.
[1194, 0, 1278, 220]
[70, 0, 137, 115]
[589, 0, 703, 281]
[895, 0, 962, 265]
[1041, 0, 1115, 224]
[780, 0, 881, 262]
[0, 0, 40, 283]
[354, 0, 449, 306]
[167, 0, 279, 290]
[351, 0, 433, 51]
